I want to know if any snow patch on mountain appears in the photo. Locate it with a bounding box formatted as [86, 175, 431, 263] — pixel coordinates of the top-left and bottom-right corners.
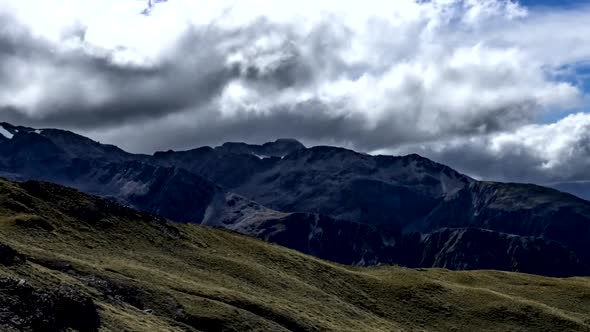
[0, 126, 13, 139]
[252, 153, 271, 160]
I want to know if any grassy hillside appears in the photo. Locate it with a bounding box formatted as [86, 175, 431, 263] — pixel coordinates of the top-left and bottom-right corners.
[0, 178, 589, 332]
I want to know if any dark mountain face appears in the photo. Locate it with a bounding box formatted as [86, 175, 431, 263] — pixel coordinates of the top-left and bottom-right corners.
[1, 122, 590, 276]
[402, 228, 587, 277]
[230, 148, 472, 229]
[231, 213, 589, 277]
[0, 129, 69, 179]
[68, 161, 220, 224]
[151, 138, 306, 188]
[422, 182, 590, 261]
[215, 138, 306, 157]
[0, 126, 227, 224]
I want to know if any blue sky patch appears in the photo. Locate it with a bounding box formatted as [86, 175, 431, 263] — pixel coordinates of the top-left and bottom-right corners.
[520, 0, 587, 8]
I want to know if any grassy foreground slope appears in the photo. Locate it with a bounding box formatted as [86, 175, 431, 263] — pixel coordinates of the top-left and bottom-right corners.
[0, 178, 589, 332]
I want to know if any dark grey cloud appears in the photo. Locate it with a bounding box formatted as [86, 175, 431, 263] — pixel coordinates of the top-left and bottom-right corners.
[0, 16, 349, 129]
[402, 139, 547, 183]
[90, 100, 375, 153]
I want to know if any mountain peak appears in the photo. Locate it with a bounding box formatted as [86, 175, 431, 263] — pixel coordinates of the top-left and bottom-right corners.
[272, 138, 305, 146]
[216, 138, 306, 158]
[0, 122, 39, 140]
[261, 138, 306, 156]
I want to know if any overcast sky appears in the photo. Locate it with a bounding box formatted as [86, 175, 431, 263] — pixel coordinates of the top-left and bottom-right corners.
[1, 0, 589, 185]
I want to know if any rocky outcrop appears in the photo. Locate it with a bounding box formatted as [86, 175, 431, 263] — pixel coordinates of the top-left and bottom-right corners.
[251, 213, 389, 265]
[401, 228, 589, 277]
[237, 213, 590, 276]
[0, 243, 24, 267]
[0, 278, 100, 332]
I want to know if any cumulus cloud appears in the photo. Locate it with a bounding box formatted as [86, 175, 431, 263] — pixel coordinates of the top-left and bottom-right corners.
[0, 0, 590, 186]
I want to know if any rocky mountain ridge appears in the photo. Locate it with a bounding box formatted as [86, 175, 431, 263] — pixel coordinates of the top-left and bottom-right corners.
[1, 122, 589, 276]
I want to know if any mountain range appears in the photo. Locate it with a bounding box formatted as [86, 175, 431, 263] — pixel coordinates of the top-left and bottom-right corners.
[1, 178, 589, 331]
[1, 122, 589, 277]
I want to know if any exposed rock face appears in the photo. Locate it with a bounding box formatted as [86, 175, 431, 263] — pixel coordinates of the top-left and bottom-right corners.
[422, 182, 590, 263]
[247, 212, 388, 265]
[231, 148, 470, 229]
[1, 122, 590, 276]
[65, 161, 221, 224]
[0, 243, 24, 266]
[0, 278, 100, 332]
[398, 228, 588, 277]
[242, 214, 589, 277]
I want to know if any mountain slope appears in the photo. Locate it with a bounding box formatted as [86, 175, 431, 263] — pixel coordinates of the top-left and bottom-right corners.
[0, 178, 589, 331]
[2, 122, 590, 276]
[0, 125, 271, 225]
[423, 182, 590, 261]
[150, 141, 590, 275]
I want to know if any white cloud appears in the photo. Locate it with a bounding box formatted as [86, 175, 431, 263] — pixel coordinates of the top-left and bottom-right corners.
[391, 113, 590, 183]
